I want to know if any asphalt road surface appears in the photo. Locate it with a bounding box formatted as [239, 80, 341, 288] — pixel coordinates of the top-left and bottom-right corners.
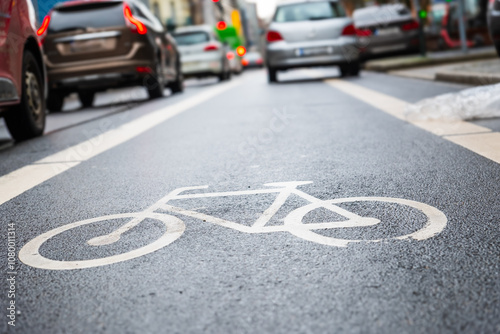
[1, 68, 499, 334]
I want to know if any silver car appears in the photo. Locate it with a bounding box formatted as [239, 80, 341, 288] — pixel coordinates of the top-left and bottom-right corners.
[353, 4, 420, 59]
[173, 25, 232, 81]
[265, 0, 360, 83]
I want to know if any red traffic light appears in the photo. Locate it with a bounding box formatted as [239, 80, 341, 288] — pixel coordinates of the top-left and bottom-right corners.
[216, 21, 227, 30]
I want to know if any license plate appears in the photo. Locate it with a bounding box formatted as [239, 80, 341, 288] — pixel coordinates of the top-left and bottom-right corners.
[295, 46, 334, 57]
[69, 39, 107, 53]
[375, 27, 400, 36]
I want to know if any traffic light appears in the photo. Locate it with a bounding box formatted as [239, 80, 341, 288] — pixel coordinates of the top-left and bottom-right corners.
[418, 10, 427, 20]
[236, 46, 246, 57]
[216, 21, 227, 30]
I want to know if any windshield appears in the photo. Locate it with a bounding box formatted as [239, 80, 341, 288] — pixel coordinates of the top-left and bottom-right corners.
[173, 32, 210, 45]
[274, 2, 345, 23]
[48, 2, 125, 34]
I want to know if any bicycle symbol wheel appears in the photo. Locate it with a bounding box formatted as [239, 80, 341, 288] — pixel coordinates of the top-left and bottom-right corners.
[19, 213, 185, 270]
[284, 197, 447, 247]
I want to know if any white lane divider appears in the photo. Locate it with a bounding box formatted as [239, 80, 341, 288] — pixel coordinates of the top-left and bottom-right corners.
[323, 79, 500, 165]
[0, 80, 243, 206]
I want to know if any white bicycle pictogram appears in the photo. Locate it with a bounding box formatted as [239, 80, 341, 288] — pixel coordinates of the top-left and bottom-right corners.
[19, 181, 447, 270]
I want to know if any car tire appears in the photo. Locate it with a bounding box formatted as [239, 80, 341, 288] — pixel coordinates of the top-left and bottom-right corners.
[494, 41, 500, 57]
[268, 67, 277, 83]
[4, 50, 46, 141]
[146, 62, 165, 100]
[169, 60, 184, 94]
[47, 90, 65, 112]
[78, 91, 95, 108]
[349, 62, 360, 76]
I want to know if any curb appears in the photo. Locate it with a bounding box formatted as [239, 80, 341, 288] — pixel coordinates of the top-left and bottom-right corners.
[435, 71, 500, 86]
[365, 50, 498, 72]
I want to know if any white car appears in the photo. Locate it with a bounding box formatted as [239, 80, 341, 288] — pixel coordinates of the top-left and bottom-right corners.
[173, 25, 232, 81]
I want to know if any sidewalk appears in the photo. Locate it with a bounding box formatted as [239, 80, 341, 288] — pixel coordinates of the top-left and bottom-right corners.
[364, 47, 497, 71]
[365, 47, 500, 86]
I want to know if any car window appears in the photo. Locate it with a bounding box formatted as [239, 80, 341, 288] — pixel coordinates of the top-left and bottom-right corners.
[48, 2, 125, 34]
[274, 1, 345, 23]
[131, 1, 164, 32]
[353, 5, 411, 26]
[173, 32, 210, 45]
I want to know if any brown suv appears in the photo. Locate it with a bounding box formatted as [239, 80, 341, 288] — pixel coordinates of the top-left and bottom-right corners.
[39, 0, 183, 111]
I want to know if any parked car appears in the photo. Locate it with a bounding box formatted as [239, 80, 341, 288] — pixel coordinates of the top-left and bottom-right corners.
[227, 50, 243, 75]
[0, 0, 46, 141]
[352, 4, 420, 59]
[488, 0, 500, 56]
[242, 51, 264, 68]
[172, 25, 232, 81]
[39, 0, 183, 112]
[265, 0, 360, 83]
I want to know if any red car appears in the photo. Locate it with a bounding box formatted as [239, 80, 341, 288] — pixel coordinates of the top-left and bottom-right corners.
[0, 0, 46, 141]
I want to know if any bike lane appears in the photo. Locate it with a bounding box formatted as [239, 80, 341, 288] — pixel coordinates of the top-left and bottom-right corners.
[0, 70, 499, 333]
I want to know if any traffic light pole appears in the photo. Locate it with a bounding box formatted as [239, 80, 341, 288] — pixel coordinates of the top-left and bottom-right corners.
[457, 0, 468, 53]
[412, 0, 427, 57]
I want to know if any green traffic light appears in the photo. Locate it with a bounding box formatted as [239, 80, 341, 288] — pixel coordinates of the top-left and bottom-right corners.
[419, 10, 427, 19]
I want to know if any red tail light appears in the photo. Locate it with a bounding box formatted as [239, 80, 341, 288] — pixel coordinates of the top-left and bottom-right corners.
[242, 59, 249, 66]
[256, 58, 263, 65]
[37, 15, 50, 36]
[341, 24, 356, 36]
[226, 51, 235, 60]
[123, 3, 147, 35]
[204, 44, 219, 51]
[402, 21, 419, 31]
[136, 66, 152, 73]
[356, 28, 372, 37]
[267, 31, 283, 43]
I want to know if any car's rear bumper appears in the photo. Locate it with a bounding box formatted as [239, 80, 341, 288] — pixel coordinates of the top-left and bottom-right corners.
[360, 31, 419, 57]
[47, 58, 156, 92]
[266, 37, 360, 69]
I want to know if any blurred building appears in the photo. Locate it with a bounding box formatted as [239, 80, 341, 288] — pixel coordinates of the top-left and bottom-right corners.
[149, 0, 192, 28]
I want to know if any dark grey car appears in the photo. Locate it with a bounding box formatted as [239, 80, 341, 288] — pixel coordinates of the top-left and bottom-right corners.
[353, 4, 420, 59]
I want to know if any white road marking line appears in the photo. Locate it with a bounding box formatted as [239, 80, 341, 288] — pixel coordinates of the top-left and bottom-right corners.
[0, 80, 242, 207]
[323, 79, 500, 165]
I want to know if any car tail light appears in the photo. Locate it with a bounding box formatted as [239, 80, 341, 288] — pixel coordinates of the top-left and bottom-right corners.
[402, 21, 419, 31]
[204, 44, 219, 51]
[37, 15, 50, 36]
[123, 3, 147, 35]
[226, 51, 235, 60]
[266, 31, 283, 43]
[341, 24, 356, 36]
[136, 66, 152, 73]
[256, 58, 263, 65]
[356, 28, 372, 37]
[242, 59, 249, 66]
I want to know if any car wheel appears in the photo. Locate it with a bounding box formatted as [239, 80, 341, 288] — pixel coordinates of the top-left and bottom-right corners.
[494, 41, 500, 57]
[349, 62, 360, 76]
[78, 91, 95, 108]
[47, 90, 65, 112]
[169, 59, 184, 94]
[268, 67, 277, 83]
[4, 50, 46, 141]
[146, 62, 164, 100]
[339, 65, 349, 77]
